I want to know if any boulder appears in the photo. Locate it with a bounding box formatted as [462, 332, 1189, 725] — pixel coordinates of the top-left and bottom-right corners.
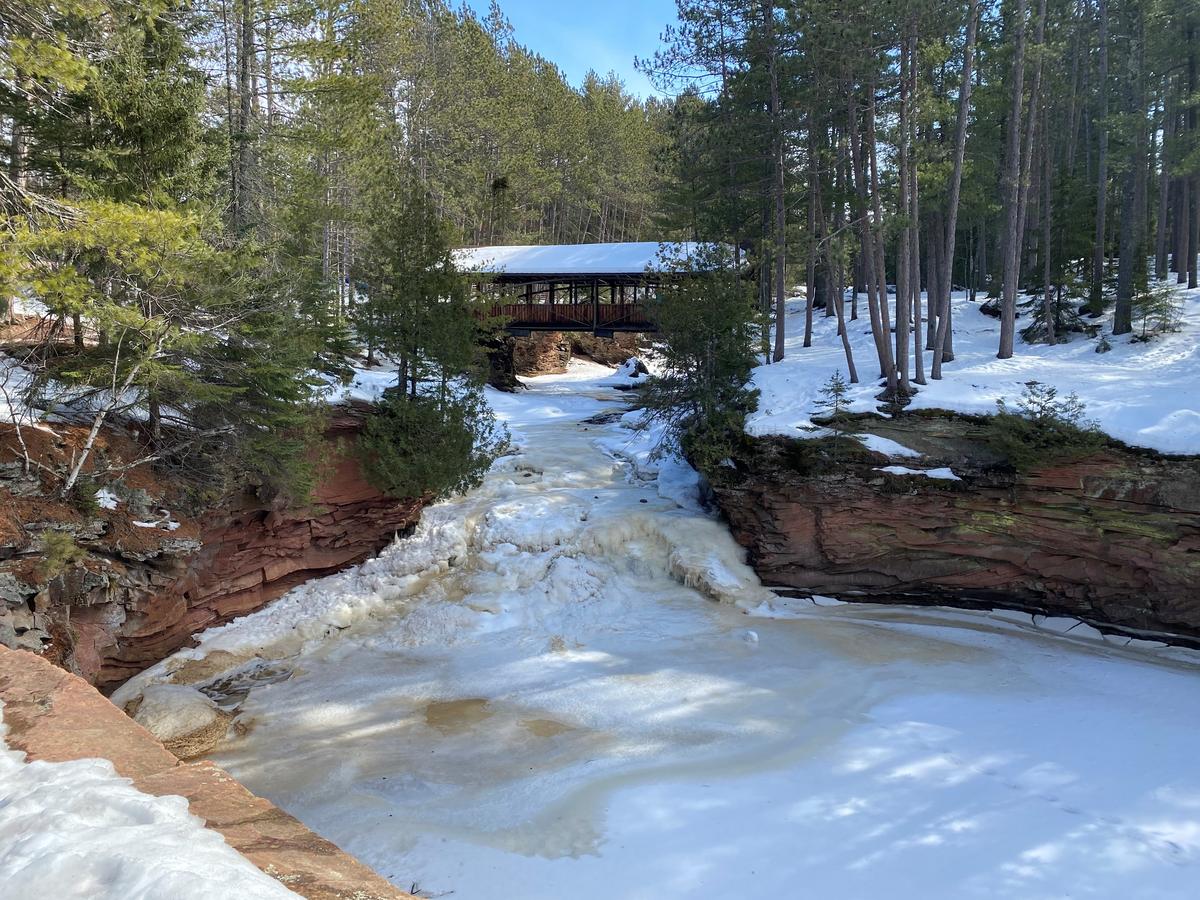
[130, 683, 231, 760]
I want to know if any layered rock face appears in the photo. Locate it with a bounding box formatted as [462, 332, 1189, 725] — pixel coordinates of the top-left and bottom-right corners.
[709, 416, 1200, 639]
[511, 331, 572, 375]
[504, 331, 644, 377]
[3, 407, 424, 691]
[569, 332, 642, 366]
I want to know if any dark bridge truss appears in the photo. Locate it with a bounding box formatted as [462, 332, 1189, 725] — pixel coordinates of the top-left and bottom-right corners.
[474, 274, 661, 336]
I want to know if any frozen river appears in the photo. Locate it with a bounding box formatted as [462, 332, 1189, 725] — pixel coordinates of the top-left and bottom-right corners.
[124, 363, 1200, 899]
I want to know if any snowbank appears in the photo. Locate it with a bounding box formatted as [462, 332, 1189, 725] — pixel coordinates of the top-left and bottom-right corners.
[0, 699, 298, 900]
[750, 286, 1200, 454]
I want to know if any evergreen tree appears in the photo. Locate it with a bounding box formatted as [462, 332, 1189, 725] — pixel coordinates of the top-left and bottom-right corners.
[640, 243, 760, 470]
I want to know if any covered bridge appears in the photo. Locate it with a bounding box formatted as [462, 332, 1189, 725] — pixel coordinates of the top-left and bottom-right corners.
[454, 242, 707, 336]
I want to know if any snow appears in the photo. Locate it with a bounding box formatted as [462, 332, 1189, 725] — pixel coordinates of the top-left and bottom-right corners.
[0, 354, 35, 424]
[112, 364, 1200, 900]
[133, 518, 180, 531]
[319, 363, 398, 405]
[856, 433, 923, 458]
[749, 285, 1200, 454]
[453, 241, 712, 275]
[95, 488, 120, 510]
[877, 465, 962, 481]
[606, 356, 650, 388]
[130, 685, 221, 742]
[0, 699, 298, 900]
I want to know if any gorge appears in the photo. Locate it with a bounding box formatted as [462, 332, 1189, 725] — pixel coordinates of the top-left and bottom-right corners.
[106, 364, 1200, 900]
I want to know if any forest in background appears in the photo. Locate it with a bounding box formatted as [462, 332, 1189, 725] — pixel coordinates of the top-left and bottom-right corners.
[4, 0, 1200, 506]
[1, 0, 664, 506]
[646, 0, 1199, 401]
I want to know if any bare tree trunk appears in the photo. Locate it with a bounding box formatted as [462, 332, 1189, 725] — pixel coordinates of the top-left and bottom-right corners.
[832, 128, 857, 383]
[999, 0, 1030, 359]
[998, 0, 1036, 360]
[932, 0, 978, 378]
[925, 213, 938, 348]
[8, 110, 26, 192]
[1156, 83, 1173, 280]
[867, 89, 898, 397]
[850, 90, 898, 396]
[1190, 25, 1199, 289]
[1042, 106, 1055, 343]
[804, 107, 818, 349]
[1114, 6, 1147, 336]
[1015, 0, 1048, 266]
[1090, 0, 1110, 311]
[895, 25, 914, 395]
[1178, 177, 1190, 283]
[235, 0, 255, 232]
[768, 0, 787, 363]
[264, 13, 275, 128]
[834, 265, 859, 384]
[911, 110, 925, 386]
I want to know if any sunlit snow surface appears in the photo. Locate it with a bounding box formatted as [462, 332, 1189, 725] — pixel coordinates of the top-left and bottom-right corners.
[749, 286, 1200, 454]
[0, 701, 298, 899]
[130, 362, 1198, 899]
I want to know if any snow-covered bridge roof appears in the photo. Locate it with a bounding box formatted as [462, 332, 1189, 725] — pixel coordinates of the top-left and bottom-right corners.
[453, 241, 715, 276]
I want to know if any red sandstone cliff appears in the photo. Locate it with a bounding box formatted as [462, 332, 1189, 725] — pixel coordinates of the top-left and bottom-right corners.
[1, 405, 426, 690]
[709, 416, 1200, 640]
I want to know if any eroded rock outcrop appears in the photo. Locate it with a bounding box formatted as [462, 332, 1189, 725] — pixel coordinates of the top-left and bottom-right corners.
[570, 332, 643, 366]
[2, 406, 425, 690]
[504, 331, 645, 376]
[511, 331, 572, 375]
[709, 414, 1200, 639]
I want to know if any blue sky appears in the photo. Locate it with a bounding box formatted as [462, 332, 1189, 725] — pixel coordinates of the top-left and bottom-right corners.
[463, 0, 679, 99]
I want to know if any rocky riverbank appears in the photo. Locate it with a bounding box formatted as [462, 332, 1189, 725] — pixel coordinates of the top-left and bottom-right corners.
[0, 645, 412, 899]
[708, 412, 1200, 641]
[1, 404, 426, 691]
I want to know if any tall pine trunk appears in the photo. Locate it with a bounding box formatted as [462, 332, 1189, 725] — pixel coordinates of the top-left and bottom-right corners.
[768, 0, 787, 363]
[1155, 84, 1173, 280]
[1114, 5, 1146, 336]
[1041, 106, 1055, 343]
[895, 27, 913, 395]
[932, 0, 978, 378]
[998, 0, 1029, 359]
[1090, 0, 1110, 311]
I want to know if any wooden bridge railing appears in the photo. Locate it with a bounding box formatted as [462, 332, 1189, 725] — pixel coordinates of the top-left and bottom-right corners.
[487, 302, 654, 333]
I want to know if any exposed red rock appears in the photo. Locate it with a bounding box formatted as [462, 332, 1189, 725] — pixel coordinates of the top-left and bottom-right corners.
[505, 330, 645, 376]
[0, 646, 414, 900]
[4, 406, 426, 691]
[511, 331, 572, 375]
[569, 332, 643, 366]
[710, 420, 1200, 639]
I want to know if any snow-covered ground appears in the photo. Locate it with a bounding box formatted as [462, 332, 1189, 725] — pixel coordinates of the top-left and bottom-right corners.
[0, 700, 298, 900]
[114, 361, 1200, 899]
[749, 286, 1200, 454]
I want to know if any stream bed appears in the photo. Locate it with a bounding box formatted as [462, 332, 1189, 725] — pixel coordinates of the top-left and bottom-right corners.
[127, 363, 1200, 899]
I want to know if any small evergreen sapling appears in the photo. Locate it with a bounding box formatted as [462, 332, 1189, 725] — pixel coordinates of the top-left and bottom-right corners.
[814, 371, 851, 463]
[815, 371, 850, 426]
[1129, 284, 1182, 342]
